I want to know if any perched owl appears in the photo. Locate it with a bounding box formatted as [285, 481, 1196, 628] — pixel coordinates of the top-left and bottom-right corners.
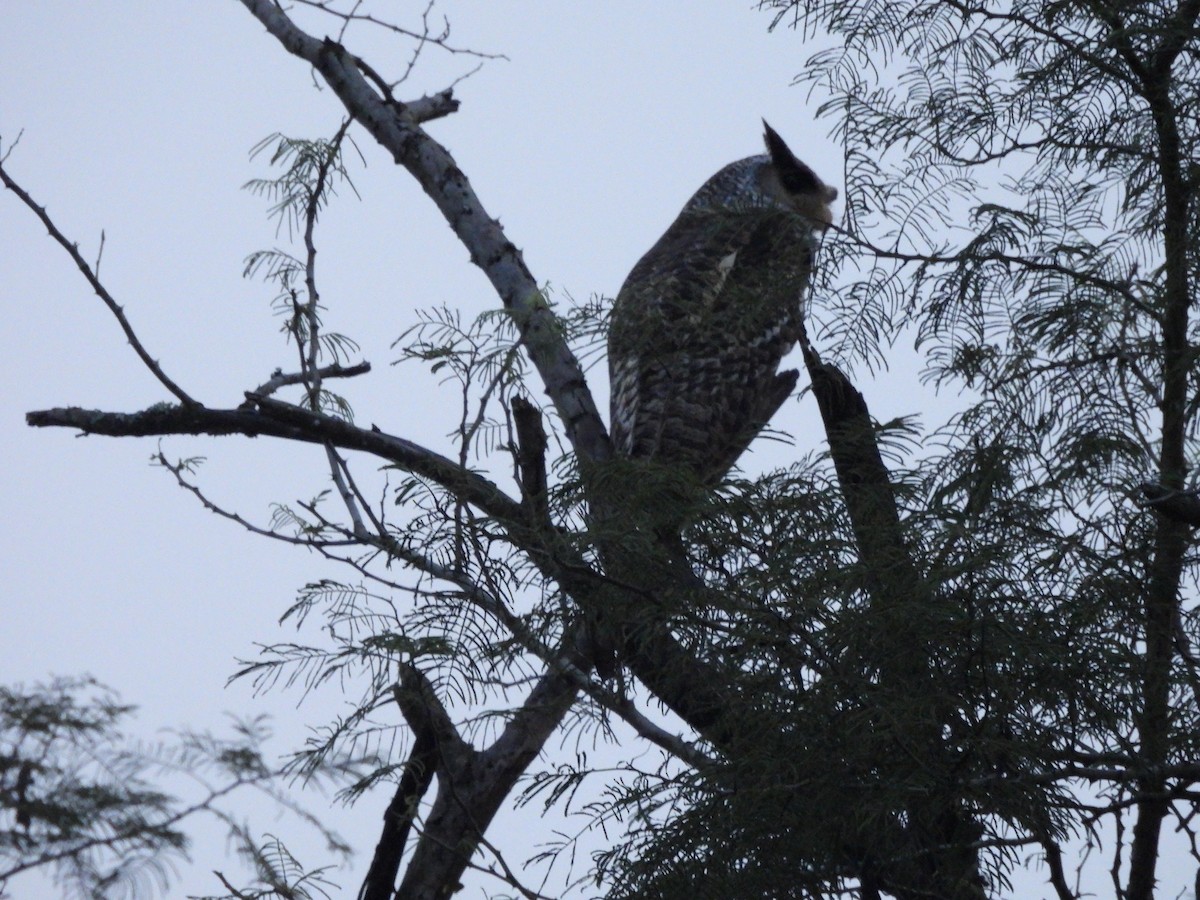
[608, 122, 837, 485]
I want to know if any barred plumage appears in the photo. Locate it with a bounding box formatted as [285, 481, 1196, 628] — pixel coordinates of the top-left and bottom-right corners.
[608, 122, 837, 484]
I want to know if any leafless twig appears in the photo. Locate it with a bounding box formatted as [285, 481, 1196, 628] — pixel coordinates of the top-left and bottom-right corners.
[0, 159, 197, 406]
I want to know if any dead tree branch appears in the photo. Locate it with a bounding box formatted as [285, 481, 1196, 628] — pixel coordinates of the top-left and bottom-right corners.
[0, 159, 197, 406]
[387, 660, 578, 900]
[238, 0, 611, 466]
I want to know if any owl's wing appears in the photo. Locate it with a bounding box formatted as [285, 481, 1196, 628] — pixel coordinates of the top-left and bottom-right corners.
[609, 207, 815, 484]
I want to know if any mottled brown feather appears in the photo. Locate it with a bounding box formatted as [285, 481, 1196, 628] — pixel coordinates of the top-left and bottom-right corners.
[610, 207, 817, 483]
[609, 125, 833, 485]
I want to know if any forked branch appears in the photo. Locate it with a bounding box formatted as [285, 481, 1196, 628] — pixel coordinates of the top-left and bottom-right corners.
[238, 0, 612, 465]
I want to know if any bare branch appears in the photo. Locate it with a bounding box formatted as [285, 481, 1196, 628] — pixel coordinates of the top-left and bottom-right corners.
[404, 88, 460, 123]
[156, 450, 358, 549]
[288, 0, 505, 63]
[237, 0, 611, 465]
[0, 159, 197, 406]
[27, 400, 527, 527]
[357, 720, 437, 900]
[394, 660, 577, 900]
[250, 360, 371, 400]
[465, 830, 558, 900]
[511, 395, 550, 523]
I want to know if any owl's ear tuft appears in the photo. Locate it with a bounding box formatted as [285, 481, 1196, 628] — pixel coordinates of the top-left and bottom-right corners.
[762, 120, 821, 195]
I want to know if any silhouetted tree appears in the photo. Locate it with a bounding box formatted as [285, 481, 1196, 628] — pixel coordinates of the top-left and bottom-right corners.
[6, 2, 1200, 898]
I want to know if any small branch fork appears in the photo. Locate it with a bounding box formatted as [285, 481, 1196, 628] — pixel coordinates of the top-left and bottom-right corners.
[238, 0, 612, 467]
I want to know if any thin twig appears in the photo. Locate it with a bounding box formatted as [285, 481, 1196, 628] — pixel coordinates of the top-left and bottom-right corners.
[250, 361, 371, 401]
[0, 159, 198, 406]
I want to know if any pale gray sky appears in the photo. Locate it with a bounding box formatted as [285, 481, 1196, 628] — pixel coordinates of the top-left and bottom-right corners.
[1, 4, 1177, 899]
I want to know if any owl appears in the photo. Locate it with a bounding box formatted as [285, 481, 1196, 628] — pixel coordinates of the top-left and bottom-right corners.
[608, 122, 837, 485]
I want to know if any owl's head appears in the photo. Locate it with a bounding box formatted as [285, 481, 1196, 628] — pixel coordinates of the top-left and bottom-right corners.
[759, 121, 838, 229]
[685, 122, 838, 229]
